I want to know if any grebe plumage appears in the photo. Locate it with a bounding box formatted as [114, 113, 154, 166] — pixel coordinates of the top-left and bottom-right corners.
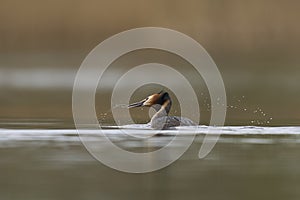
[128, 92, 196, 129]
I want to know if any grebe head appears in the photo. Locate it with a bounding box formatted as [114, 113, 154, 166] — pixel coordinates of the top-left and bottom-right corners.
[128, 91, 196, 129]
[128, 91, 171, 108]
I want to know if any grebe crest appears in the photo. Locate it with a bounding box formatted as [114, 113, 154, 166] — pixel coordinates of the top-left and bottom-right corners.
[128, 91, 196, 129]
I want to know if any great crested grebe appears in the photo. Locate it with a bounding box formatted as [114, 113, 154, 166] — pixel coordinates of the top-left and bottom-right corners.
[128, 91, 196, 129]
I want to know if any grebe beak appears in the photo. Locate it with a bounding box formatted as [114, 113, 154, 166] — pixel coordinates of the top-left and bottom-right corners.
[128, 99, 146, 108]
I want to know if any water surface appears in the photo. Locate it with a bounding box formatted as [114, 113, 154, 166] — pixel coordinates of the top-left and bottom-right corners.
[1, 121, 300, 200]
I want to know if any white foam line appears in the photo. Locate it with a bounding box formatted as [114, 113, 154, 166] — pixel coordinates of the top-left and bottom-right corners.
[0, 125, 299, 137]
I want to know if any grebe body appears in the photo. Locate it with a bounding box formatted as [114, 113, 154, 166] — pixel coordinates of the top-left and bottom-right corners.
[128, 92, 196, 129]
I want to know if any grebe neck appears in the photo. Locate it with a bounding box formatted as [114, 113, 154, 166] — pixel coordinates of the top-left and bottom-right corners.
[151, 99, 172, 121]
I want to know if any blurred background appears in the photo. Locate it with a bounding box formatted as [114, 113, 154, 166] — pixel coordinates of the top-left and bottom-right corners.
[0, 0, 299, 126]
[1, 2, 300, 200]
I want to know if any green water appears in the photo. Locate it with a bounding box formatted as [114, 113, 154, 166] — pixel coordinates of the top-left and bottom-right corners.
[1, 0, 300, 199]
[0, 85, 299, 200]
[0, 134, 300, 200]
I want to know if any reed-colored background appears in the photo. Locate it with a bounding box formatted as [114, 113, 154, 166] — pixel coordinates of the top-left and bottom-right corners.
[0, 0, 299, 125]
